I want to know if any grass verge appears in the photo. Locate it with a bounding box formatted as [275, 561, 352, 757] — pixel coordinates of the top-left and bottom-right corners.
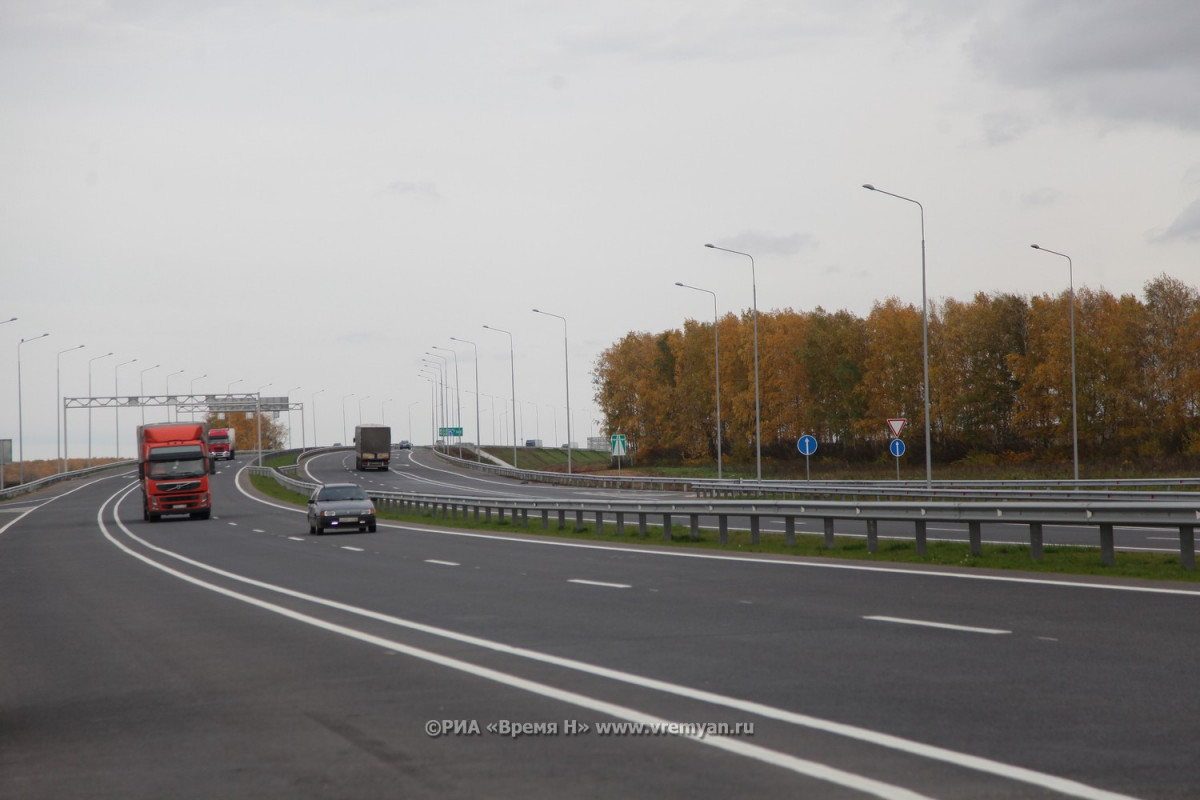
[249, 474, 1198, 583]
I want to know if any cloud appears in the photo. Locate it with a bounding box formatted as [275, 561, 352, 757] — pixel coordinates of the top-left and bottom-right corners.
[716, 230, 818, 257]
[385, 180, 441, 203]
[1149, 197, 1200, 244]
[968, 0, 1200, 130]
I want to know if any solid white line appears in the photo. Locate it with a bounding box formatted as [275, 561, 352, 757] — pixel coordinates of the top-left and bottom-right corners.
[864, 616, 1012, 636]
[287, 536, 306, 541]
[253, 529, 265, 533]
[425, 559, 460, 566]
[341, 546, 365, 552]
[569, 579, 632, 589]
[96, 490, 931, 799]
[103, 484, 1137, 800]
[234, 464, 1200, 598]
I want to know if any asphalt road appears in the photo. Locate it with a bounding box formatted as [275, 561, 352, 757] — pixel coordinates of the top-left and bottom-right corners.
[2, 456, 1198, 799]
[309, 448, 1193, 555]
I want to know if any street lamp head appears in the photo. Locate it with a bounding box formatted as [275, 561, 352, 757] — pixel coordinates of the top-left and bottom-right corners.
[704, 243, 714, 248]
[1030, 244, 1042, 250]
[862, 184, 876, 191]
[531, 308, 539, 313]
[674, 281, 684, 286]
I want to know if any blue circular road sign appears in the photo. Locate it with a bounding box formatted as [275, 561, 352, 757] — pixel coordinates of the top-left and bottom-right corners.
[797, 435, 818, 456]
[889, 438, 905, 457]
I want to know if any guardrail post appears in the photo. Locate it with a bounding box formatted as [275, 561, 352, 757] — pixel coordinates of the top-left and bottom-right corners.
[498, 507, 506, 524]
[785, 516, 795, 547]
[662, 513, 672, 541]
[1100, 523, 1114, 566]
[824, 518, 835, 549]
[866, 519, 878, 553]
[521, 509, 528, 528]
[485, 507, 492, 523]
[969, 521, 982, 556]
[616, 511, 625, 537]
[541, 509, 549, 530]
[750, 515, 760, 545]
[689, 514, 699, 541]
[719, 515, 728, 545]
[557, 509, 565, 530]
[1029, 523, 1043, 561]
[915, 520, 927, 556]
[575, 509, 584, 533]
[595, 511, 604, 534]
[1180, 525, 1195, 571]
[473, 505, 480, 522]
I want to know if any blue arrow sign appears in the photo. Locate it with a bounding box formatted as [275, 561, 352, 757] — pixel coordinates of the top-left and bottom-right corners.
[889, 438, 905, 457]
[797, 435, 818, 456]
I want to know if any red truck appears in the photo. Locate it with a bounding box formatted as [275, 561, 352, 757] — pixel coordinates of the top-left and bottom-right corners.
[208, 427, 236, 460]
[137, 423, 214, 521]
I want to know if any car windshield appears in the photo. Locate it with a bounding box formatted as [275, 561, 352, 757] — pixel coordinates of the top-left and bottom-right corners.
[318, 486, 367, 502]
[148, 458, 207, 479]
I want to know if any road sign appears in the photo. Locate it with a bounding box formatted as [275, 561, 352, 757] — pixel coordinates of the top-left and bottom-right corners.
[887, 418, 906, 438]
[889, 438, 905, 457]
[610, 434, 627, 457]
[439, 427, 464, 437]
[797, 435, 818, 456]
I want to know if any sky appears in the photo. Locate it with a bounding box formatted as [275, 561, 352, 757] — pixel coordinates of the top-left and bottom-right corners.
[3, 0, 1199, 462]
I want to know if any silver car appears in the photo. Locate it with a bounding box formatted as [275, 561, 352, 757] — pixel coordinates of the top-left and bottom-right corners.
[307, 483, 377, 535]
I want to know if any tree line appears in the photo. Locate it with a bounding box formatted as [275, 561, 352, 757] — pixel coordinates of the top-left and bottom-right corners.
[592, 275, 1200, 468]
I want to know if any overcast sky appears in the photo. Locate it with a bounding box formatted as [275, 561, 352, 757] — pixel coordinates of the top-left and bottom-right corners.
[3, 0, 1199, 462]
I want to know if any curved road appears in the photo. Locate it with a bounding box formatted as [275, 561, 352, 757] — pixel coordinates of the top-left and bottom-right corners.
[2, 455, 1197, 798]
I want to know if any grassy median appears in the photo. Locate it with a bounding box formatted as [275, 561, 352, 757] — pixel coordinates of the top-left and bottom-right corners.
[249, 471, 1198, 583]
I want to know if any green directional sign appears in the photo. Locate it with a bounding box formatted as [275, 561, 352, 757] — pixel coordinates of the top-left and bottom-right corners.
[439, 427, 464, 437]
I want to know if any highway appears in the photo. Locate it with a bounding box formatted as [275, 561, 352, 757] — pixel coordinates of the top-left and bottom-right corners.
[313, 448, 1193, 555]
[2, 452, 1198, 798]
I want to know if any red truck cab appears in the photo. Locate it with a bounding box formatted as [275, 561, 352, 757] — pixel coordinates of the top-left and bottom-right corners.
[209, 427, 236, 460]
[137, 423, 214, 521]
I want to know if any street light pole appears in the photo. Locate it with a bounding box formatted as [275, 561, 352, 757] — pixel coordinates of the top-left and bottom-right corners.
[1031, 244, 1080, 482]
[257, 383, 271, 465]
[532, 309, 571, 474]
[87, 352, 113, 467]
[114, 358, 137, 459]
[56, 343, 85, 473]
[432, 345, 462, 457]
[189, 374, 207, 421]
[862, 184, 933, 485]
[164, 369, 184, 422]
[17, 333, 50, 484]
[311, 389, 325, 448]
[676, 281, 723, 479]
[138, 364, 160, 426]
[705, 244, 761, 481]
[450, 337, 482, 461]
[483, 324, 518, 468]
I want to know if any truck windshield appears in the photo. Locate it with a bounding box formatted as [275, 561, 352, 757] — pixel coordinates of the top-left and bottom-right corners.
[148, 459, 207, 479]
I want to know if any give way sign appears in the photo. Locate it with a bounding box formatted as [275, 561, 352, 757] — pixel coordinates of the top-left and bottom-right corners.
[887, 418, 906, 438]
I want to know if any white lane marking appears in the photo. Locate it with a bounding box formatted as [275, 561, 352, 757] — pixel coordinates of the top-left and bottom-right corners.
[287, 536, 306, 541]
[233, 463, 1200, 597]
[102, 484, 1138, 800]
[228, 522, 238, 526]
[569, 579, 632, 589]
[97, 490, 931, 800]
[425, 559, 460, 567]
[864, 616, 1012, 636]
[341, 546, 365, 552]
[253, 529, 266, 533]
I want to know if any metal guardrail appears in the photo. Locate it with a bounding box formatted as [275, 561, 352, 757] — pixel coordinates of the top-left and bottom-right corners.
[0, 461, 137, 501]
[250, 465, 1199, 571]
[690, 478, 1200, 502]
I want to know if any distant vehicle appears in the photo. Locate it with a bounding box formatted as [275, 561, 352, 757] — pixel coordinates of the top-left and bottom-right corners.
[398, 440, 411, 449]
[355, 424, 391, 470]
[525, 439, 543, 447]
[208, 427, 236, 460]
[137, 422, 213, 521]
[307, 483, 376, 535]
